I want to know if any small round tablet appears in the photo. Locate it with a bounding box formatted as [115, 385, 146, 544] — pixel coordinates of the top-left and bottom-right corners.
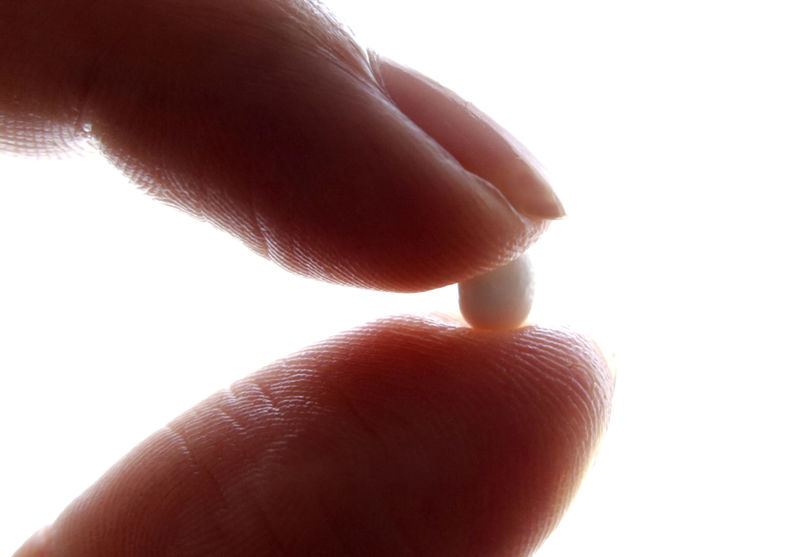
[458, 255, 533, 331]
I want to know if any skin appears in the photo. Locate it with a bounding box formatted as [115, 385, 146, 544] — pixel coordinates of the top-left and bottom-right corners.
[2, 1, 613, 556]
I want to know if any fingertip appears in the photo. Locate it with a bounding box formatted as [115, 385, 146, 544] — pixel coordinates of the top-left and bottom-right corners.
[26, 318, 612, 556]
[372, 55, 566, 222]
[2, 1, 551, 291]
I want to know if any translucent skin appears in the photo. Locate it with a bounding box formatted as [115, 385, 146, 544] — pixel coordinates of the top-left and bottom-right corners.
[13, 318, 613, 557]
[458, 255, 534, 331]
[0, 0, 559, 293]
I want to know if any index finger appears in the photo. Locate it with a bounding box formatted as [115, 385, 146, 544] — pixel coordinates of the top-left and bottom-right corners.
[0, 0, 563, 291]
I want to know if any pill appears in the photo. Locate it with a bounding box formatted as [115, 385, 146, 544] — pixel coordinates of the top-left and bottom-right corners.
[458, 255, 533, 331]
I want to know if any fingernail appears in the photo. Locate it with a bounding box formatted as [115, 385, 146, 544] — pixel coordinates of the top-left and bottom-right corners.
[493, 156, 566, 220]
[372, 56, 565, 221]
[470, 114, 566, 220]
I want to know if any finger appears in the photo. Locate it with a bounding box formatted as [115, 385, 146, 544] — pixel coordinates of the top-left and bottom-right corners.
[14, 317, 613, 557]
[1, 0, 561, 292]
[372, 56, 565, 221]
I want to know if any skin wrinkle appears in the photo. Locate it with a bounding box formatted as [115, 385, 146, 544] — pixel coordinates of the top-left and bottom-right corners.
[322, 368, 439, 557]
[228, 378, 296, 455]
[239, 382, 299, 462]
[229, 378, 283, 434]
[340, 408, 455, 553]
[168, 405, 291, 556]
[207, 398, 292, 557]
[248, 201, 274, 260]
[163, 422, 234, 512]
[156, 425, 239, 554]
[277, 0, 370, 83]
[273, 332, 435, 550]
[241, 368, 379, 554]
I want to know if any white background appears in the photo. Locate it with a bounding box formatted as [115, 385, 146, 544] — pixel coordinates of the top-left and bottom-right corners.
[2, 0, 799, 554]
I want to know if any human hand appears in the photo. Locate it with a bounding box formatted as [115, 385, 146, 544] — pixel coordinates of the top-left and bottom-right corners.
[3, 1, 612, 555]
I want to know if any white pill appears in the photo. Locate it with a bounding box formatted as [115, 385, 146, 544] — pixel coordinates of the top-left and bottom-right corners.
[458, 255, 533, 331]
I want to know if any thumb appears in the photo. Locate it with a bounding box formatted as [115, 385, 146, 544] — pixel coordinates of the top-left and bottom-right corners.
[13, 318, 613, 557]
[1, 0, 562, 291]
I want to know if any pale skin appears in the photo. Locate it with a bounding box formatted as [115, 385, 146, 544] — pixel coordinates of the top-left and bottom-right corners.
[2, 1, 613, 555]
